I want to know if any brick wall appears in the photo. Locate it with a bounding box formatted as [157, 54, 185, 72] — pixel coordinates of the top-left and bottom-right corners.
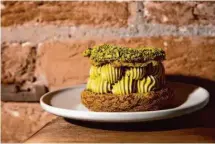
[1, 1, 215, 101]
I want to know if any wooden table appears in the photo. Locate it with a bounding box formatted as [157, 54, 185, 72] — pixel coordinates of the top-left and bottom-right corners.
[25, 109, 215, 143]
[25, 76, 215, 143]
[25, 101, 215, 142]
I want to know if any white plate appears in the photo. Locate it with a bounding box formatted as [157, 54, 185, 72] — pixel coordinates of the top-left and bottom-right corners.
[40, 82, 209, 122]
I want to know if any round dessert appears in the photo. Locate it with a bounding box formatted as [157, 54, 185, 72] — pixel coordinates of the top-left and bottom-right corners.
[81, 44, 174, 112]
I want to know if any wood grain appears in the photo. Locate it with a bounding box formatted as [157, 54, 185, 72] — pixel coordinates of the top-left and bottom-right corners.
[25, 76, 215, 143]
[25, 106, 215, 143]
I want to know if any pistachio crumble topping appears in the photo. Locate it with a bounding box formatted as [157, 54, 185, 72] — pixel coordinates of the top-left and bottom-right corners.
[83, 44, 165, 66]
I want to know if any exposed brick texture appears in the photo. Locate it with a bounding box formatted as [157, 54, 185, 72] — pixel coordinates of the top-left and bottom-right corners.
[2, 1, 215, 27]
[1, 1, 129, 27]
[1, 84, 47, 102]
[1, 43, 36, 84]
[1, 102, 57, 142]
[1, 43, 47, 102]
[143, 2, 215, 25]
[36, 40, 91, 90]
[36, 37, 215, 90]
[193, 2, 215, 24]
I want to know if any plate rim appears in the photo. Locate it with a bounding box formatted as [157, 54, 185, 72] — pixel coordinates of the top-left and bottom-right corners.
[40, 82, 210, 122]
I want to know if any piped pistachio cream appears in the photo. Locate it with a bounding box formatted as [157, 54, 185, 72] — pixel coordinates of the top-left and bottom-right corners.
[101, 64, 122, 83]
[84, 44, 166, 95]
[112, 76, 133, 95]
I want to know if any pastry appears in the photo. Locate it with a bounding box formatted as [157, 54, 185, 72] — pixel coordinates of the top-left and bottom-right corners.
[81, 44, 174, 112]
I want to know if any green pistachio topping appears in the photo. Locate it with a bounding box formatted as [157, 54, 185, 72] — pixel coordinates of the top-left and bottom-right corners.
[83, 44, 165, 66]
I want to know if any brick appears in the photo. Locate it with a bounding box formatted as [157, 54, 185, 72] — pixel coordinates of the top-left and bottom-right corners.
[36, 40, 92, 90]
[1, 1, 129, 27]
[1, 84, 47, 102]
[36, 37, 215, 90]
[1, 43, 48, 102]
[1, 43, 36, 84]
[193, 2, 215, 24]
[142, 2, 215, 25]
[1, 84, 18, 93]
[1, 102, 57, 142]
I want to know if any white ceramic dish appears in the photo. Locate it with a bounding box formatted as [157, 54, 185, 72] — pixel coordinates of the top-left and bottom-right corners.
[40, 82, 209, 122]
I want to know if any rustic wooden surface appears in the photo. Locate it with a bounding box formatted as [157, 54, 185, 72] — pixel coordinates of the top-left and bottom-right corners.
[25, 111, 215, 143]
[25, 76, 215, 143]
[25, 101, 215, 142]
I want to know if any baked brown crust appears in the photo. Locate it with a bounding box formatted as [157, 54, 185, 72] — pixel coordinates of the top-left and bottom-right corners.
[81, 87, 174, 112]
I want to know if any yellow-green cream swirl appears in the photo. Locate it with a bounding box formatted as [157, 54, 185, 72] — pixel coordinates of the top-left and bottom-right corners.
[137, 75, 157, 93]
[112, 76, 133, 95]
[148, 62, 165, 86]
[125, 67, 146, 80]
[87, 62, 165, 95]
[89, 66, 101, 78]
[87, 77, 111, 94]
[101, 64, 122, 84]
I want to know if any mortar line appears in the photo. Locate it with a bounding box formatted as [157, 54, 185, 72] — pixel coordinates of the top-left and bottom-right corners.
[2, 23, 215, 44]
